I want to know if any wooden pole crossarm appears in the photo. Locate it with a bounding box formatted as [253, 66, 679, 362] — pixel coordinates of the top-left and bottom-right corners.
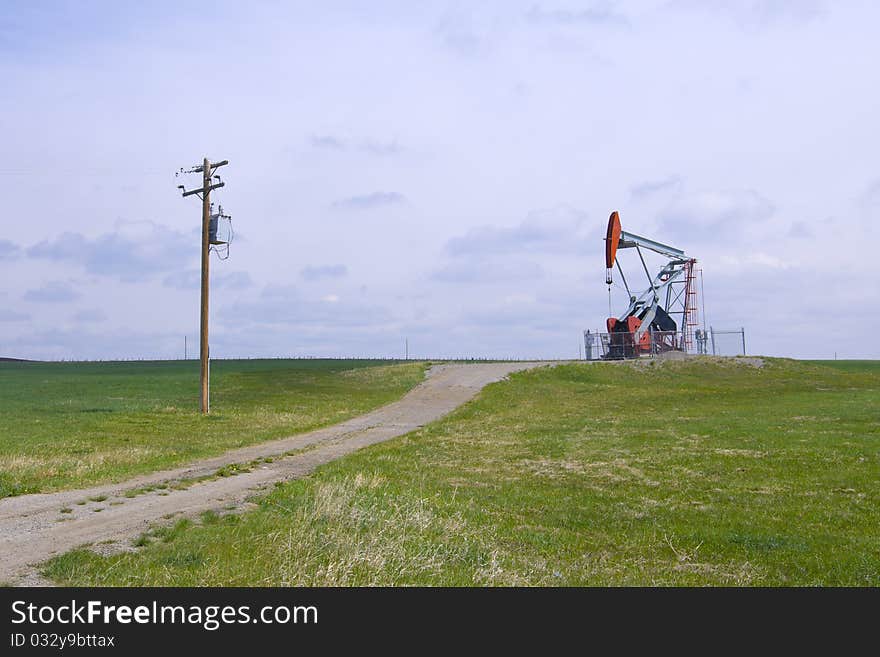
[182, 181, 225, 197]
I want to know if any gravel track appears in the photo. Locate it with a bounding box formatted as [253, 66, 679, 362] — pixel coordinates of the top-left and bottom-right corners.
[0, 362, 547, 585]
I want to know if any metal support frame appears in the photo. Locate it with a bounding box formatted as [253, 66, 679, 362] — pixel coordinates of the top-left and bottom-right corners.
[615, 260, 632, 298]
[616, 255, 688, 342]
[618, 230, 685, 259]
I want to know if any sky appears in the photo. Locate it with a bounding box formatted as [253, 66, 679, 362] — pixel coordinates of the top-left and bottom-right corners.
[1, 0, 878, 360]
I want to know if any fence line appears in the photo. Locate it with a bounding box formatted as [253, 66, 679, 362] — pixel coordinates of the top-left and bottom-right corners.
[583, 327, 746, 360]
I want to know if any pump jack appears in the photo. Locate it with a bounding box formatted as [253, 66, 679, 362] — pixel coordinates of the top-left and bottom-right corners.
[604, 211, 698, 359]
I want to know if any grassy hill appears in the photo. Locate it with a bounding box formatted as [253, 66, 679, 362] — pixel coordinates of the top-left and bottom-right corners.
[45, 358, 880, 586]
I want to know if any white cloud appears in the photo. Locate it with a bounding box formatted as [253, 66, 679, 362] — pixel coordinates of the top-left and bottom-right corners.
[0, 309, 30, 322]
[718, 252, 791, 271]
[301, 264, 348, 281]
[659, 189, 776, 243]
[668, 0, 825, 28]
[331, 192, 407, 211]
[445, 206, 592, 257]
[27, 222, 194, 282]
[73, 308, 108, 323]
[526, 4, 630, 28]
[0, 240, 21, 260]
[23, 281, 80, 303]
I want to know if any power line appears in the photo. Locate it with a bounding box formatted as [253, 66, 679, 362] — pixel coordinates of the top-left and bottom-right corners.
[0, 168, 172, 176]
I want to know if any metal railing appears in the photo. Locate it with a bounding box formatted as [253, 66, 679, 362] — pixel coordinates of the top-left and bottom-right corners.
[582, 326, 746, 360]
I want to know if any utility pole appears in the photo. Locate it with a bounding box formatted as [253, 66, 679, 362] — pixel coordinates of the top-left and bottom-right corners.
[198, 158, 211, 414]
[178, 157, 228, 414]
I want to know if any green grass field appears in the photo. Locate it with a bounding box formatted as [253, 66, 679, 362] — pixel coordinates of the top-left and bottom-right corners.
[44, 358, 880, 586]
[804, 359, 880, 374]
[0, 359, 425, 497]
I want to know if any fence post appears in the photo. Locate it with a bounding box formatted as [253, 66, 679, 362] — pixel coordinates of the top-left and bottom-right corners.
[741, 327, 746, 355]
[710, 326, 716, 356]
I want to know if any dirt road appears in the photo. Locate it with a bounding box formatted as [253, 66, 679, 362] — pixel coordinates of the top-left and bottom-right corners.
[0, 362, 546, 585]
